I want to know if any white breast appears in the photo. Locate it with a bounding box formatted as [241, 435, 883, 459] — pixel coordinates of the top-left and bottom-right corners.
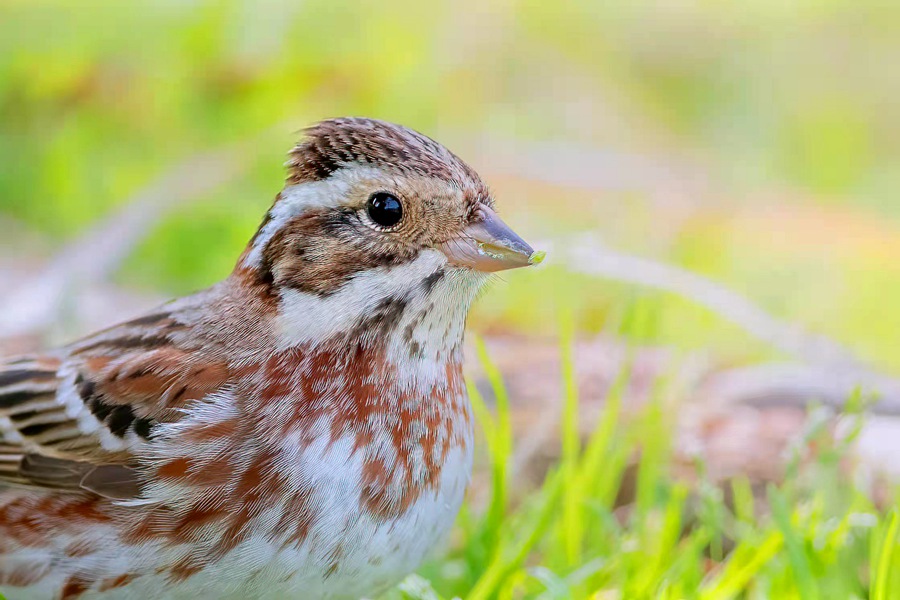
[1, 405, 473, 600]
[151, 427, 473, 600]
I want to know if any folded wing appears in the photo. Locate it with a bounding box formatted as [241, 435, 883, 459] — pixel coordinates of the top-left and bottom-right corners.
[0, 309, 231, 499]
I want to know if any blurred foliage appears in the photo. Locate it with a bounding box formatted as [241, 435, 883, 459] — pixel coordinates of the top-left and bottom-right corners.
[392, 339, 900, 599]
[1, 0, 899, 370]
[3, 2, 900, 598]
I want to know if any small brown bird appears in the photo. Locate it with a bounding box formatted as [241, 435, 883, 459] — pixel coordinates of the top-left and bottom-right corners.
[0, 118, 541, 599]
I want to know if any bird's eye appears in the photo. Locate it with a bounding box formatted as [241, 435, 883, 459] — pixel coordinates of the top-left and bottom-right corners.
[366, 192, 403, 228]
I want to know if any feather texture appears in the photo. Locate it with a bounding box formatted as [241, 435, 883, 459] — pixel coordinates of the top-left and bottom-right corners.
[0, 117, 531, 600]
[0, 300, 236, 497]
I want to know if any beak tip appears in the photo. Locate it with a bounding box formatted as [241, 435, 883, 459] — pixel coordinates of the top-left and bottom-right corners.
[528, 250, 547, 266]
[441, 205, 542, 272]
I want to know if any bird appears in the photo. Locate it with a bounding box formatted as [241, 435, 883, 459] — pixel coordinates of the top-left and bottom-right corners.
[0, 117, 542, 599]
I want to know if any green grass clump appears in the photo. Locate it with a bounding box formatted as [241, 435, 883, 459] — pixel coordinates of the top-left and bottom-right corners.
[389, 343, 900, 600]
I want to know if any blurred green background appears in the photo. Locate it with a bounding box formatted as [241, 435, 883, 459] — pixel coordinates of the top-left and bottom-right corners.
[1, 0, 899, 363]
[5, 2, 900, 598]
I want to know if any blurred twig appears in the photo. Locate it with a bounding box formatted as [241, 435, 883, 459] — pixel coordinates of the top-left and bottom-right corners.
[0, 126, 289, 339]
[564, 234, 861, 368]
[704, 364, 900, 416]
[559, 234, 900, 413]
[0, 147, 241, 337]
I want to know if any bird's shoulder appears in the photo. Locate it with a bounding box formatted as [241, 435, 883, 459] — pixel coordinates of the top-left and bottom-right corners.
[0, 287, 250, 499]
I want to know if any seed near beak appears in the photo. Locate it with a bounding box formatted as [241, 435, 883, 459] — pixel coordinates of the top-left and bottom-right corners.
[440, 205, 545, 272]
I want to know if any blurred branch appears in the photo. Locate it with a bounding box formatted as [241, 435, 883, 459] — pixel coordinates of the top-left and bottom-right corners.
[563, 234, 862, 368]
[559, 234, 900, 413]
[704, 364, 900, 416]
[0, 136, 262, 338]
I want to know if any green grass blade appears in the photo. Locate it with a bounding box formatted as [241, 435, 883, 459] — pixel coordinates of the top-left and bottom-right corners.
[559, 319, 583, 568]
[873, 508, 900, 600]
[768, 485, 819, 600]
[699, 531, 784, 600]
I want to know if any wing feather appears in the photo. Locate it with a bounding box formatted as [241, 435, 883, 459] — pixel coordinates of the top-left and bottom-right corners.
[0, 308, 234, 498]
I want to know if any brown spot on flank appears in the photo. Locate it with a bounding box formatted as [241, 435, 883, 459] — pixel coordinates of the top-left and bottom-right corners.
[0, 563, 50, 587]
[170, 505, 228, 544]
[0, 496, 112, 547]
[122, 507, 169, 544]
[324, 561, 339, 578]
[98, 573, 137, 591]
[61, 574, 92, 599]
[65, 540, 97, 558]
[167, 556, 203, 583]
[187, 456, 235, 486]
[183, 418, 239, 442]
[275, 488, 317, 548]
[158, 457, 191, 479]
[67, 497, 113, 524]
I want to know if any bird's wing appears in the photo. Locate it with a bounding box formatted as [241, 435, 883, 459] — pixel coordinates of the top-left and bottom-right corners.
[0, 310, 232, 499]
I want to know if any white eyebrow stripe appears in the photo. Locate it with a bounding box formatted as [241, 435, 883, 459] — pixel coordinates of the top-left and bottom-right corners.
[243, 166, 400, 269]
[243, 179, 348, 269]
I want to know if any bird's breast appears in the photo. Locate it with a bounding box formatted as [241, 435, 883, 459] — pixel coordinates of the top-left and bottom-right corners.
[125, 344, 475, 596]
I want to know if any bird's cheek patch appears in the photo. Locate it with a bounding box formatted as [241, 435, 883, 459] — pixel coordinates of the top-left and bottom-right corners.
[260, 215, 419, 297]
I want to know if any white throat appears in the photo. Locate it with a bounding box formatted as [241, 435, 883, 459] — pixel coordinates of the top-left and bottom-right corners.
[276, 250, 487, 387]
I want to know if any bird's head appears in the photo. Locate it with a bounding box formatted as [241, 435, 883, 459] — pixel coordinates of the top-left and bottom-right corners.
[238, 117, 541, 353]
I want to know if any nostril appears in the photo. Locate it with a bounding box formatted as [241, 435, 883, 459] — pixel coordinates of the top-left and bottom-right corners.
[470, 202, 491, 224]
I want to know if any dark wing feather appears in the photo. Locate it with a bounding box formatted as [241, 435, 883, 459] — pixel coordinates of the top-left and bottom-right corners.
[0, 309, 233, 498]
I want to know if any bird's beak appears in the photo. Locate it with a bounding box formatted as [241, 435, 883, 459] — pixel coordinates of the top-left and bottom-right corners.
[440, 205, 545, 272]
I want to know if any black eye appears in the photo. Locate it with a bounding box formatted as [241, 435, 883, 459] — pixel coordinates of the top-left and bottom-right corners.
[366, 192, 403, 228]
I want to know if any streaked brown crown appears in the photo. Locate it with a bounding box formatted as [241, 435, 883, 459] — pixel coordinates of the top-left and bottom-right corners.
[286, 117, 488, 195]
[240, 117, 500, 298]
